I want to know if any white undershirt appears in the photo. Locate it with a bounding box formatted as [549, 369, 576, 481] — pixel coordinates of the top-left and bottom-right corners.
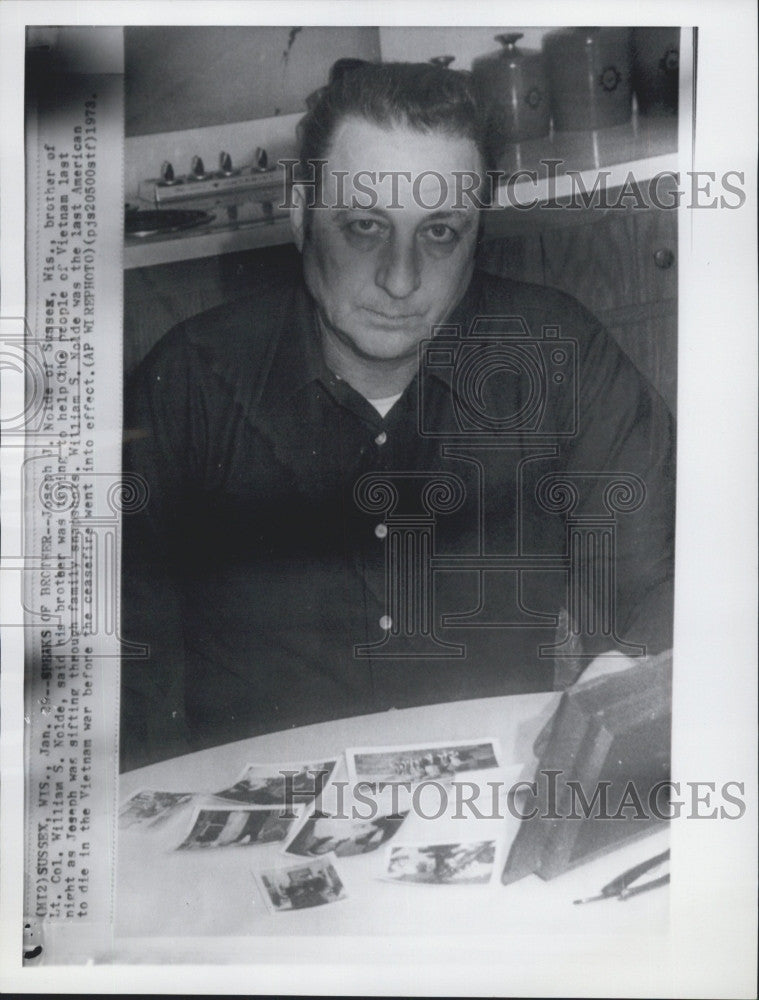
[366, 393, 402, 417]
[330, 372, 402, 418]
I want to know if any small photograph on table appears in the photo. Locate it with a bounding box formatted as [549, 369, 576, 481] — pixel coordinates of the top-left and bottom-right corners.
[382, 841, 497, 885]
[119, 789, 194, 828]
[256, 855, 347, 912]
[284, 809, 409, 858]
[214, 757, 338, 805]
[347, 740, 502, 785]
[176, 804, 299, 849]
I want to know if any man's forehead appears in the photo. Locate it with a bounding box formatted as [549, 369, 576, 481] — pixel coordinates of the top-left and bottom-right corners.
[320, 114, 485, 211]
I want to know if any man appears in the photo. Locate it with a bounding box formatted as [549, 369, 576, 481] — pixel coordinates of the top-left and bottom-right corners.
[121, 60, 674, 770]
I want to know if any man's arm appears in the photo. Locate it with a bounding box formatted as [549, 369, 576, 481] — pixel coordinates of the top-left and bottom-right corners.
[120, 328, 203, 770]
[563, 291, 676, 656]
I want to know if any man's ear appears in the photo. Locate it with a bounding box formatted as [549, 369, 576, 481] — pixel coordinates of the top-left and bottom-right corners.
[289, 183, 308, 252]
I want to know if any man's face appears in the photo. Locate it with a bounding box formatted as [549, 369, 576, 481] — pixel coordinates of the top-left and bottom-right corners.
[292, 116, 483, 363]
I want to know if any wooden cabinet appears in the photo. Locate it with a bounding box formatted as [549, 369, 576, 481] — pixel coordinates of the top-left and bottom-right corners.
[478, 203, 678, 412]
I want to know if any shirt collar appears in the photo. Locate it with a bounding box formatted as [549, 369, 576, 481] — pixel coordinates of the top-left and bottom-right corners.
[257, 279, 331, 415]
[257, 267, 486, 414]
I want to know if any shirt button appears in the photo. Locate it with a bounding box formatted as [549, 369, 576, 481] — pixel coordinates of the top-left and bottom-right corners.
[379, 615, 393, 631]
[375, 431, 388, 446]
[374, 523, 388, 539]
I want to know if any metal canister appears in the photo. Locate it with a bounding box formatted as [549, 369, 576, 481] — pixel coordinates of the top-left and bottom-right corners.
[471, 33, 550, 150]
[543, 27, 633, 131]
[632, 28, 680, 115]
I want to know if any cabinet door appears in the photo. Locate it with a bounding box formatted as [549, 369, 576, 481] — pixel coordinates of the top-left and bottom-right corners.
[540, 212, 643, 312]
[482, 206, 678, 412]
[476, 232, 545, 288]
[539, 206, 677, 310]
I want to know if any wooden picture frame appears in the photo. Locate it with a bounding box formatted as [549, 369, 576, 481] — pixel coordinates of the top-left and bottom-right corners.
[502, 652, 672, 884]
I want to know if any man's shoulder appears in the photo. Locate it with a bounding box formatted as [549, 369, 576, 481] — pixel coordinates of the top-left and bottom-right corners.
[473, 269, 601, 333]
[158, 268, 308, 368]
[127, 266, 313, 423]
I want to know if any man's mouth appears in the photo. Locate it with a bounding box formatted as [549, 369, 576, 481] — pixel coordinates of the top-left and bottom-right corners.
[364, 307, 423, 325]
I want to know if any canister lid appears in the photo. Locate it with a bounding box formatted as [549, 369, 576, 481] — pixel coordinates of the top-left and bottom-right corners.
[495, 32, 524, 52]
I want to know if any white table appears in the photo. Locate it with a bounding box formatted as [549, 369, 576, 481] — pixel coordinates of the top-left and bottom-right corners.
[111, 691, 670, 972]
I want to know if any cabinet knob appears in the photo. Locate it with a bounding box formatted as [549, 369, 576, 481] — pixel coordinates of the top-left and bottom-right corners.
[653, 248, 675, 270]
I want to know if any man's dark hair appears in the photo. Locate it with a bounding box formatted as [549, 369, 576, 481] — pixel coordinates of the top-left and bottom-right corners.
[296, 58, 495, 184]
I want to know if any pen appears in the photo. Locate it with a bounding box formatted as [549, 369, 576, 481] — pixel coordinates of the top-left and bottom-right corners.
[573, 848, 670, 904]
[617, 872, 670, 900]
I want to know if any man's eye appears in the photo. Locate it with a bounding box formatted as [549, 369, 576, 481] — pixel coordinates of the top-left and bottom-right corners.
[422, 223, 458, 244]
[347, 219, 384, 236]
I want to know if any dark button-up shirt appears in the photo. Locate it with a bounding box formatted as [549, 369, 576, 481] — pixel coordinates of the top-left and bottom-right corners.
[121, 266, 675, 770]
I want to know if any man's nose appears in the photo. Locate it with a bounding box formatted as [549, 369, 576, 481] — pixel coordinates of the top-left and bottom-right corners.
[375, 236, 421, 299]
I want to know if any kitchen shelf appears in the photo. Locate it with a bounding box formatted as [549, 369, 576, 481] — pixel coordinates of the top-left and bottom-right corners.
[124, 114, 678, 269]
[485, 114, 679, 237]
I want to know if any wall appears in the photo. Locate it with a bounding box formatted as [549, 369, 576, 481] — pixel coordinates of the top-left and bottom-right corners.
[125, 26, 381, 136]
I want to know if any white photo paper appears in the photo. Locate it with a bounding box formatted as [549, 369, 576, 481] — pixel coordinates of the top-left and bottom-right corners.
[0, 2, 756, 997]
